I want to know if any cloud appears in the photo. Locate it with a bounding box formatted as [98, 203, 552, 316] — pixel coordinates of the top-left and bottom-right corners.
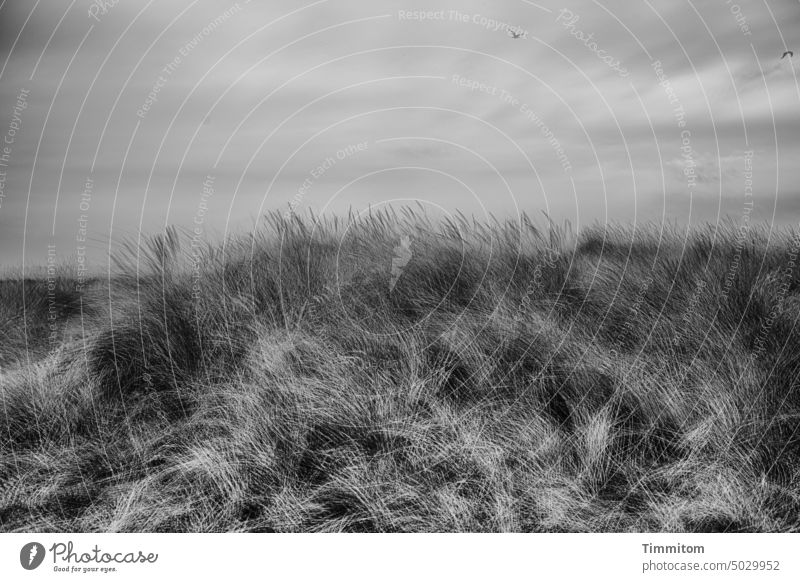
[665, 150, 750, 186]
[0, 0, 799, 267]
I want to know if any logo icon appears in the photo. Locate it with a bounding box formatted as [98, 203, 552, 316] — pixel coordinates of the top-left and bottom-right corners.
[20, 542, 46, 570]
[389, 235, 413, 292]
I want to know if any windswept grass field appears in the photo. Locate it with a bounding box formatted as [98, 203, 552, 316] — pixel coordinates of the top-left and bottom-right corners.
[1, 210, 799, 532]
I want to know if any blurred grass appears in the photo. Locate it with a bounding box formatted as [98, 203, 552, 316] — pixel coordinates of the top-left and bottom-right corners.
[1, 209, 799, 532]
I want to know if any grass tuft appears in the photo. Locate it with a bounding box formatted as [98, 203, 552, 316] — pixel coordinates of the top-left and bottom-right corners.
[1, 210, 800, 532]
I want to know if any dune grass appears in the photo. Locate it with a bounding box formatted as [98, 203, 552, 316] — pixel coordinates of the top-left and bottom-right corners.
[1, 209, 799, 532]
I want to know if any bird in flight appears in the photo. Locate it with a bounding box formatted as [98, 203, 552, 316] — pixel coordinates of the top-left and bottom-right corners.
[782, 51, 794, 59]
[508, 29, 524, 39]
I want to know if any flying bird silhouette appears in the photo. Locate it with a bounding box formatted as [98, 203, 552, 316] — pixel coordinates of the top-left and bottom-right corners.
[508, 29, 524, 39]
[782, 51, 794, 59]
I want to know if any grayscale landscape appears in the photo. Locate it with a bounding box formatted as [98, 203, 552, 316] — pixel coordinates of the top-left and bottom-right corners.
[0, 1, 798, 532]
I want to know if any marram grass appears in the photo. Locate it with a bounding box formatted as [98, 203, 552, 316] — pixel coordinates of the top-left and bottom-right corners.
[1, 210, 799, 532]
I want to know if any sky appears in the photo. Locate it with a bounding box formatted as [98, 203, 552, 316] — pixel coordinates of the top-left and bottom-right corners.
[0, 0, 798, 268]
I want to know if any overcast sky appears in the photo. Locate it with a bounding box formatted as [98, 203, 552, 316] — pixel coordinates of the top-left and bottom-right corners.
[0, 0, 798, 268]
